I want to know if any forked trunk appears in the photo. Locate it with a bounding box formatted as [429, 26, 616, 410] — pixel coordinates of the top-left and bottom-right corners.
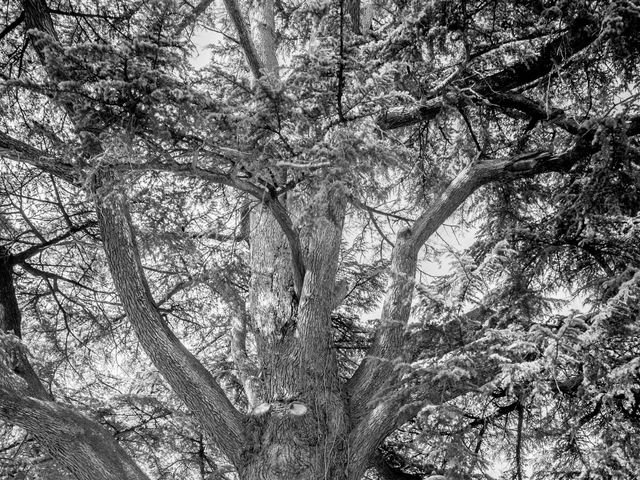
[241, 199, 350, 480]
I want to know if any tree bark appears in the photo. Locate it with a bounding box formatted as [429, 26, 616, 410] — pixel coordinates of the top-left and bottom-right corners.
[94, 175, 245, 467]
[0, 249, 22, 338]
[0, 247, 150, 480]
[0, 367, 150, 480]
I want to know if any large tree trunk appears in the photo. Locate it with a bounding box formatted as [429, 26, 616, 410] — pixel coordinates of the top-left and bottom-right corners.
[232, 0, 352, 475]
[241, 192, 349, 480]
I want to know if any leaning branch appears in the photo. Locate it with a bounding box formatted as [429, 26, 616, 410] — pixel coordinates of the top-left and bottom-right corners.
[346, 142, 595, 477]
[94, 174, 245, 465]
[221, 0, 263, 79]
[0, 131, 76, 183]
[12, 221, 95, 263]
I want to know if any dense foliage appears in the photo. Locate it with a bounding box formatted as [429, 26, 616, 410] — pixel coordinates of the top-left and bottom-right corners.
[0, 0, 639, 479]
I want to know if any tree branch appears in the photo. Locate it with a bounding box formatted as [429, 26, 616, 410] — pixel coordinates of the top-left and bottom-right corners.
[377, 14, 599, 130]
[265, 194, 306, 295]
[221, 0, 263, 79]
[0, 130, 76, 183]
[0, 11, 24, 42]
[94, 173, 245, 466]
[0, 335, 150, 480]
[346, 141, 596, 477]
[12, 221, 95, 263]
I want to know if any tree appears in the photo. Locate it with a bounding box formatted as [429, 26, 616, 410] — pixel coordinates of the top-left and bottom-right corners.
[0, 0, 639, 479]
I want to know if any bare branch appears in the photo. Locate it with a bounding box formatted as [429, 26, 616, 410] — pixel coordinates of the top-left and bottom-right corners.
[12, 221, 95, 263]
[0, 11, 25, 42]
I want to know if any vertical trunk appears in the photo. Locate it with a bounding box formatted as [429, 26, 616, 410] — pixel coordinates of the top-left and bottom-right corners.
[236, 1, 352, 476]
[243, 197, 349, 480]
[0, 248, 22, 338]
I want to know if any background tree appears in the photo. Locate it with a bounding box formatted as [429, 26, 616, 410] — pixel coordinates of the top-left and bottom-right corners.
[0, 0, 639, 479]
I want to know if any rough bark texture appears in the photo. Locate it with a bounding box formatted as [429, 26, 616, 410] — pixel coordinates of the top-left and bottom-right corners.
[0, 246, 149, 480]
[0, 374, 149, 480]
[242, 193, 350, 480]
[1, 2, 635, 479]
[0, 249, 22, 338]
[94, 176, 245, 466]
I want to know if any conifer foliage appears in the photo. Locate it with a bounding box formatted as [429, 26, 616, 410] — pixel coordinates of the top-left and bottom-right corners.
[0, 0, 639, 479]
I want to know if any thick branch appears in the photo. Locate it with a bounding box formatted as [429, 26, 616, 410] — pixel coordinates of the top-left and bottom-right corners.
[346, 143, 593, 477]
[0, 250, 23, 338]
[481, 92, 581, 135]
[0, 131, 76, 183]
[0, 355, 149, 480]
[20, 0, 247, 468]
[0, 11, 24, 41]
[94, 175, 245, 466]
[378, 14, 599, 130]
[266, 195, 306, 295]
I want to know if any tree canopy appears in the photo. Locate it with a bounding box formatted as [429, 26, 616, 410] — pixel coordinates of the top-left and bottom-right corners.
[0, 0, 639, 479]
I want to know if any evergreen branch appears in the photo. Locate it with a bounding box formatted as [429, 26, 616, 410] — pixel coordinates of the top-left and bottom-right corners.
[377, 14, 600, 130]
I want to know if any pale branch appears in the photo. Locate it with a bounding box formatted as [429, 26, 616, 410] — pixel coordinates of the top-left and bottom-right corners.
[377, 13, 599, 130]
[205, 270, 262, 408]
[296, 191, 346, 370]
[221, 0, 263, 79]
[94, 174, 245, 466]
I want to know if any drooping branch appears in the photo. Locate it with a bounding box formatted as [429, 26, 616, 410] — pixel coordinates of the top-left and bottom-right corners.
[93, 173, 245, 466]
